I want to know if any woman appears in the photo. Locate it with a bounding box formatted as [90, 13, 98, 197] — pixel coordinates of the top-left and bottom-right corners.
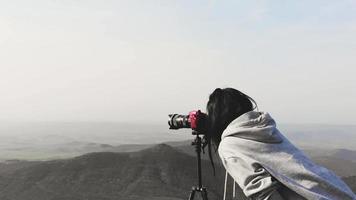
[206, 88, 355, 200]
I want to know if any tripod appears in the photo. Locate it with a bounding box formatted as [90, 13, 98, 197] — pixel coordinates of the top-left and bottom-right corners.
[188, 131, 208, 200]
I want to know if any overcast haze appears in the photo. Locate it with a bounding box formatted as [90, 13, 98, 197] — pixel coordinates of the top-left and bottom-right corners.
[0, 0, 355, 125]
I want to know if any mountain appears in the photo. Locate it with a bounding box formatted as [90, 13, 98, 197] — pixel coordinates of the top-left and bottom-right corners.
[0, 144, 354, 200]
[278, 124, 356, 150]
[330, 149, 356, 162]
[0, 144, 247, 200]
[0, 122, 355, 162]
[0, 121, 191, 161]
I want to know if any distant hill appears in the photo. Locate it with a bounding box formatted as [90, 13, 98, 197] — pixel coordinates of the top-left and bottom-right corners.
[0, 144, 354, 200]
[278, 124, 356, 150]
[330, 149, 356, 162]
[0, 122, 355, 161]
[0, 144, 248, 200]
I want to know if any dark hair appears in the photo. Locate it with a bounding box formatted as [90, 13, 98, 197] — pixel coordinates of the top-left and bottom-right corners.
[204, 88, 257, 175]
[206, 88, 257, 147]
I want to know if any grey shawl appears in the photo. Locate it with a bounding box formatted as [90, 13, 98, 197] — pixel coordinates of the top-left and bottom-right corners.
[218, 111, 356, 200]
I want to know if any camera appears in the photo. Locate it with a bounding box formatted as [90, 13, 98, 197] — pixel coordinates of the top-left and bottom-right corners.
[168, 110, 208, 133]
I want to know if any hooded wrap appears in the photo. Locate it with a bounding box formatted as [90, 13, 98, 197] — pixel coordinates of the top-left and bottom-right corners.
[218, 111, 356, 200]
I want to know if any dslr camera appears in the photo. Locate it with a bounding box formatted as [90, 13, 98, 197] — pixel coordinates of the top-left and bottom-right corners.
[168, 110, 208, 134]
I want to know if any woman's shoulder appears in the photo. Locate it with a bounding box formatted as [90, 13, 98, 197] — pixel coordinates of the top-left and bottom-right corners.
[221, 111, 284, 144]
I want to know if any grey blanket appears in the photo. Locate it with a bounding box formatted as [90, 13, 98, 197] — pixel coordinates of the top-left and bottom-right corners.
[218, 111, 356, 200]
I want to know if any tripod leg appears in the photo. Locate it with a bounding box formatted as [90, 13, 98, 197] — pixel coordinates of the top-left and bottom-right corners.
[188, 187, 196, 200]
[200, 188, 208, 200]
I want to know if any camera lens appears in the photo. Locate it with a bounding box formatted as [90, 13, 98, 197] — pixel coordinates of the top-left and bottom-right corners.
[168, 114, 191, 129]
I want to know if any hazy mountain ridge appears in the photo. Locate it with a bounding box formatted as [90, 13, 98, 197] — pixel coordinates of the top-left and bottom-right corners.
[1, 139, 356, 178]
[0, 122, 355, 162]
[0, 122, 355, 199]
[278, 124, 356, 150]
[0, 144, 354, 200]
[0, 144, 231, 200]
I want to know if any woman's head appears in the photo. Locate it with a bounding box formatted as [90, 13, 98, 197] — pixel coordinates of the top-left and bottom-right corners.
[206, 88, 257, 146]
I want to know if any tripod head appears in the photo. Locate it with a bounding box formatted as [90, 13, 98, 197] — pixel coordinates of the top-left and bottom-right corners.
[191, 131, 209, 154]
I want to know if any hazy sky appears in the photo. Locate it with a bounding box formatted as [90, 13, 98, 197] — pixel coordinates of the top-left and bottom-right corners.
[0, 0, 355, 125]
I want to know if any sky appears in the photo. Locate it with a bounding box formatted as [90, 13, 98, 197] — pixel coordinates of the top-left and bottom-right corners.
[0, 0, 355, 125]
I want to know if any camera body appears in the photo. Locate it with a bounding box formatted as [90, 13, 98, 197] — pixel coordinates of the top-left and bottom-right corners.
[168, 110, 208, 133]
